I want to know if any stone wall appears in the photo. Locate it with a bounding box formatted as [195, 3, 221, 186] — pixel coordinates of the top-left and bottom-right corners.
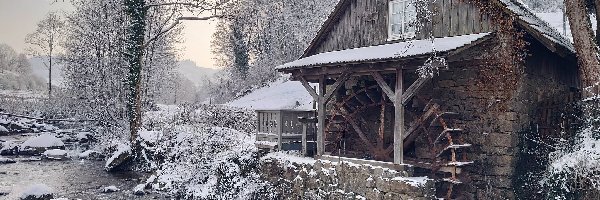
[260, 156, 436, 200]
[411, 38, 579, 199]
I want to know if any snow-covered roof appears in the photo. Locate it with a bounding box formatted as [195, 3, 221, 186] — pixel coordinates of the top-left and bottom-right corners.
[226, 78, 316, 111]
[277, 33, 491, 70]
[500, 0, 575, 53]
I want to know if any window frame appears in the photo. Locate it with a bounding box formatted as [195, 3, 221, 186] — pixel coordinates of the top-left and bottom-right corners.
[388, 0, 417, 41]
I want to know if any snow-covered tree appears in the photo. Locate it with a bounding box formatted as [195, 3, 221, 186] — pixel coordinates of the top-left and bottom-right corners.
[61, 0, 181, 147]
[0, 44, 44, 91]
[209, 0, 337, 103]
[25, 12, 64, 97]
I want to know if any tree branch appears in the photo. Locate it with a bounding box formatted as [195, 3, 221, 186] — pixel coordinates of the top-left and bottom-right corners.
[144, 15, 224, 48]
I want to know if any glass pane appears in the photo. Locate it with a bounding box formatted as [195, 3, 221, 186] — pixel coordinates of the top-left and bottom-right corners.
[393, 2, 401, 14]
[392, 24, 400, 34]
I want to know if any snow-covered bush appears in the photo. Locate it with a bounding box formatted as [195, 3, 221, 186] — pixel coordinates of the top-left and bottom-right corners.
[140, 104, 273, 199]
[542, 98, 600, 199]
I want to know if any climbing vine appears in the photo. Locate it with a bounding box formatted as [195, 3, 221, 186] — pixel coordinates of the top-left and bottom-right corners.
[470, 0, 529, 110]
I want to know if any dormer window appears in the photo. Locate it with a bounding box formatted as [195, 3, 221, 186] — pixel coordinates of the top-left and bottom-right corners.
[388, 0, 417, 40]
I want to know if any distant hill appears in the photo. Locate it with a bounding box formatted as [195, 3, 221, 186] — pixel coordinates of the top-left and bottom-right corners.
[176, 60, 219, 88]
[28, 58, 218, 89]
[28, 57, 65, 87]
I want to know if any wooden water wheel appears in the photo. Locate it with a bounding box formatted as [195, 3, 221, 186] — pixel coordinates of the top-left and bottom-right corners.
[324, 85, 395, 161]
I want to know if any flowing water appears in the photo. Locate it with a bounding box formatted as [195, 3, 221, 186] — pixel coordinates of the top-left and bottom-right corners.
[0, 134, 171, 200]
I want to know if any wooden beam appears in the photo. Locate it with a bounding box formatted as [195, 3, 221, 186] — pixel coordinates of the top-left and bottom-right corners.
[337, 108, 376, 150]
[317, 76, 326, 156]
[400, 76, 430, 105]
[323, 71, 351, 103]
[371, 71, 396, 103]
[299, 76, 321, 102]
[393, 68, 404, 164]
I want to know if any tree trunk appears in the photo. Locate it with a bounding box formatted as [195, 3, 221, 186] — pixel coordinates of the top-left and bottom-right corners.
[124, 0, 147, 144]
[49, 53, 52, 98]
[596, 0, 600, 46]
[565, 0, 600, 88]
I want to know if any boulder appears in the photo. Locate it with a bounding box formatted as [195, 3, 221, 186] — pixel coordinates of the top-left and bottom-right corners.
[105, 144, 132, 172]
[0, 141, 18, 155]
[42, 149, 69, 160]
[75, 132, 94, 143]
[19, 134, 65, 155]
[0, 125, 8, 135]
[78, 150, 104, 161]
[133, 184, 145, 196]
[9, 121, 32, 133]
[19, 184, 54, 200]
[101, 186, 119, 193]
[0, 157, 16, 164]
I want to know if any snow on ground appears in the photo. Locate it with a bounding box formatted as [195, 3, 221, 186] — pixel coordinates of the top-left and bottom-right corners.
[144, 104, 182, 126]
[20, 133, 64, 149]
[139, 130, 161, 144]
[390, 176, 432, 187]
[262, 151, 317, 166]
[0, 125, 7, 132]
[227, 77, 316, 111]
[20, 184, 54, 199]
[0, 90, 46, 99]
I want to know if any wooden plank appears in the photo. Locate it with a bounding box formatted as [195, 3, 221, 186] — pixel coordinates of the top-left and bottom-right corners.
[432, 0, 442, 37]
[481, 13, 489, 32]
[299, 76, 321, 101]
[460, 3, 469, 35]
[371, 71, 396, 102]
[393, 68, 404, 164]
[400, 76, 431, 105]
[441, 0, 449, 37]
[473, 3, 482, 33]
[450, 0, 459, 36]
[324, 71, 351, 103]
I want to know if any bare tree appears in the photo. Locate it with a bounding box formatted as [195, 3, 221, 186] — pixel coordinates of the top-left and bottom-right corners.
[26, 12, 64, 98]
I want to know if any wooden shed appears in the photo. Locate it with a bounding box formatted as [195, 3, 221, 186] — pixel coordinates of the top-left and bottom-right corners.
[255, 109, 317, 155]
[276, 0, 580, 198]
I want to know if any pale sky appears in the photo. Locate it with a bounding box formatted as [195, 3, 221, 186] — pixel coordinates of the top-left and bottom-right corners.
[0, 0, 217, 68]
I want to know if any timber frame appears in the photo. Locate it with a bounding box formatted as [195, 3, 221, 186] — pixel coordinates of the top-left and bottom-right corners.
[292, 65, 429, 164]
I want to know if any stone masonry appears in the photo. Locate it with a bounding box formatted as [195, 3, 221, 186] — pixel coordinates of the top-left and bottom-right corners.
[260, 156, 436, 200]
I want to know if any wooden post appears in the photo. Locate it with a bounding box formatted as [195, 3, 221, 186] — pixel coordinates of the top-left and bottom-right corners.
[302, 123, 308, 156]
[277, 112, 283, 151]
[393, 68, 404, 164]
[317, 76, 326, 156]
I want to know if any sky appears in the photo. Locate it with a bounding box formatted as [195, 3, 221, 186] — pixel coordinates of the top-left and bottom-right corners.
[0, 0, 217, 68]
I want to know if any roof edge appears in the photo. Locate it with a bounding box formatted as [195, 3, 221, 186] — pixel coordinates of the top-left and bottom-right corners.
[300, 0, 352, 58]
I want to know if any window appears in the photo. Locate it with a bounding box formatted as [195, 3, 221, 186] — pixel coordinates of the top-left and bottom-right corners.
[388, 0, 417, 40]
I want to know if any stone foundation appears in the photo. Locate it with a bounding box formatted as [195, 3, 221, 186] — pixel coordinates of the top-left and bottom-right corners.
[260, 155, 436, 199]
